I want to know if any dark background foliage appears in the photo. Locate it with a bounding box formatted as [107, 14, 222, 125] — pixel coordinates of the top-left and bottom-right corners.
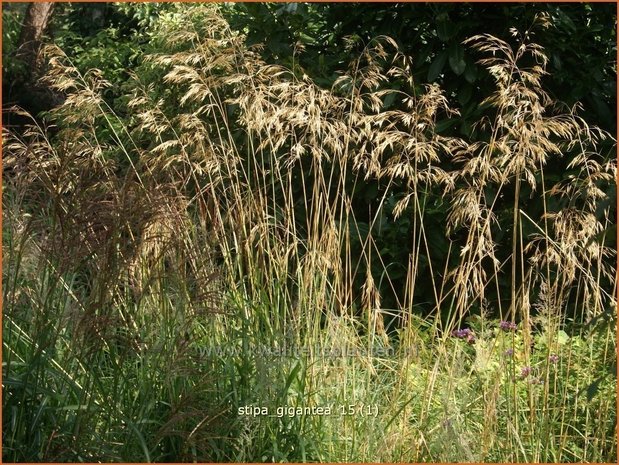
[4, 3, 615, 130]
[224, 2, 616, 133]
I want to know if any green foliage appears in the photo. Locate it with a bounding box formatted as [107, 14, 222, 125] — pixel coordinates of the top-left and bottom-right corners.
[2, 4, 29, 84]
[48, 4, 148, 104]
[223, 3, 616, 132]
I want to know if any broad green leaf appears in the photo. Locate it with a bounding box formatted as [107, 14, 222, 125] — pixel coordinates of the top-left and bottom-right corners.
[586, 377, 602, 402]
[435, 117, 458, 132]
[427, 50, 447, 82]
[458, 83, 473, 106]
[449, 44, 466, 75]
[383, 91, 396, 109]
[557, 330, 570, 345]
[464, 62, 477, 83]
[436, 21, 451, 42]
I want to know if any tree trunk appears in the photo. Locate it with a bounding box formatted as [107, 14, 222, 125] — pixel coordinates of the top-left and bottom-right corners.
[7, 2, 62, 118]
[15, 2, 56, 71]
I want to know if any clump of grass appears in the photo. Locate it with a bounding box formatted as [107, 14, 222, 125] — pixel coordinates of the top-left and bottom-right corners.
[3, 4, 616, 462]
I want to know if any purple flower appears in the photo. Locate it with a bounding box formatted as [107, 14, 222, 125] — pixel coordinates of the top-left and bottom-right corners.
[451, 328, 475, 343]
[520, 366, 532, 378]
[549, 354, 559, 364]
[504, 348, 514, 357]
[451, 328, 472, 338]
[499, 320, 518, 332]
